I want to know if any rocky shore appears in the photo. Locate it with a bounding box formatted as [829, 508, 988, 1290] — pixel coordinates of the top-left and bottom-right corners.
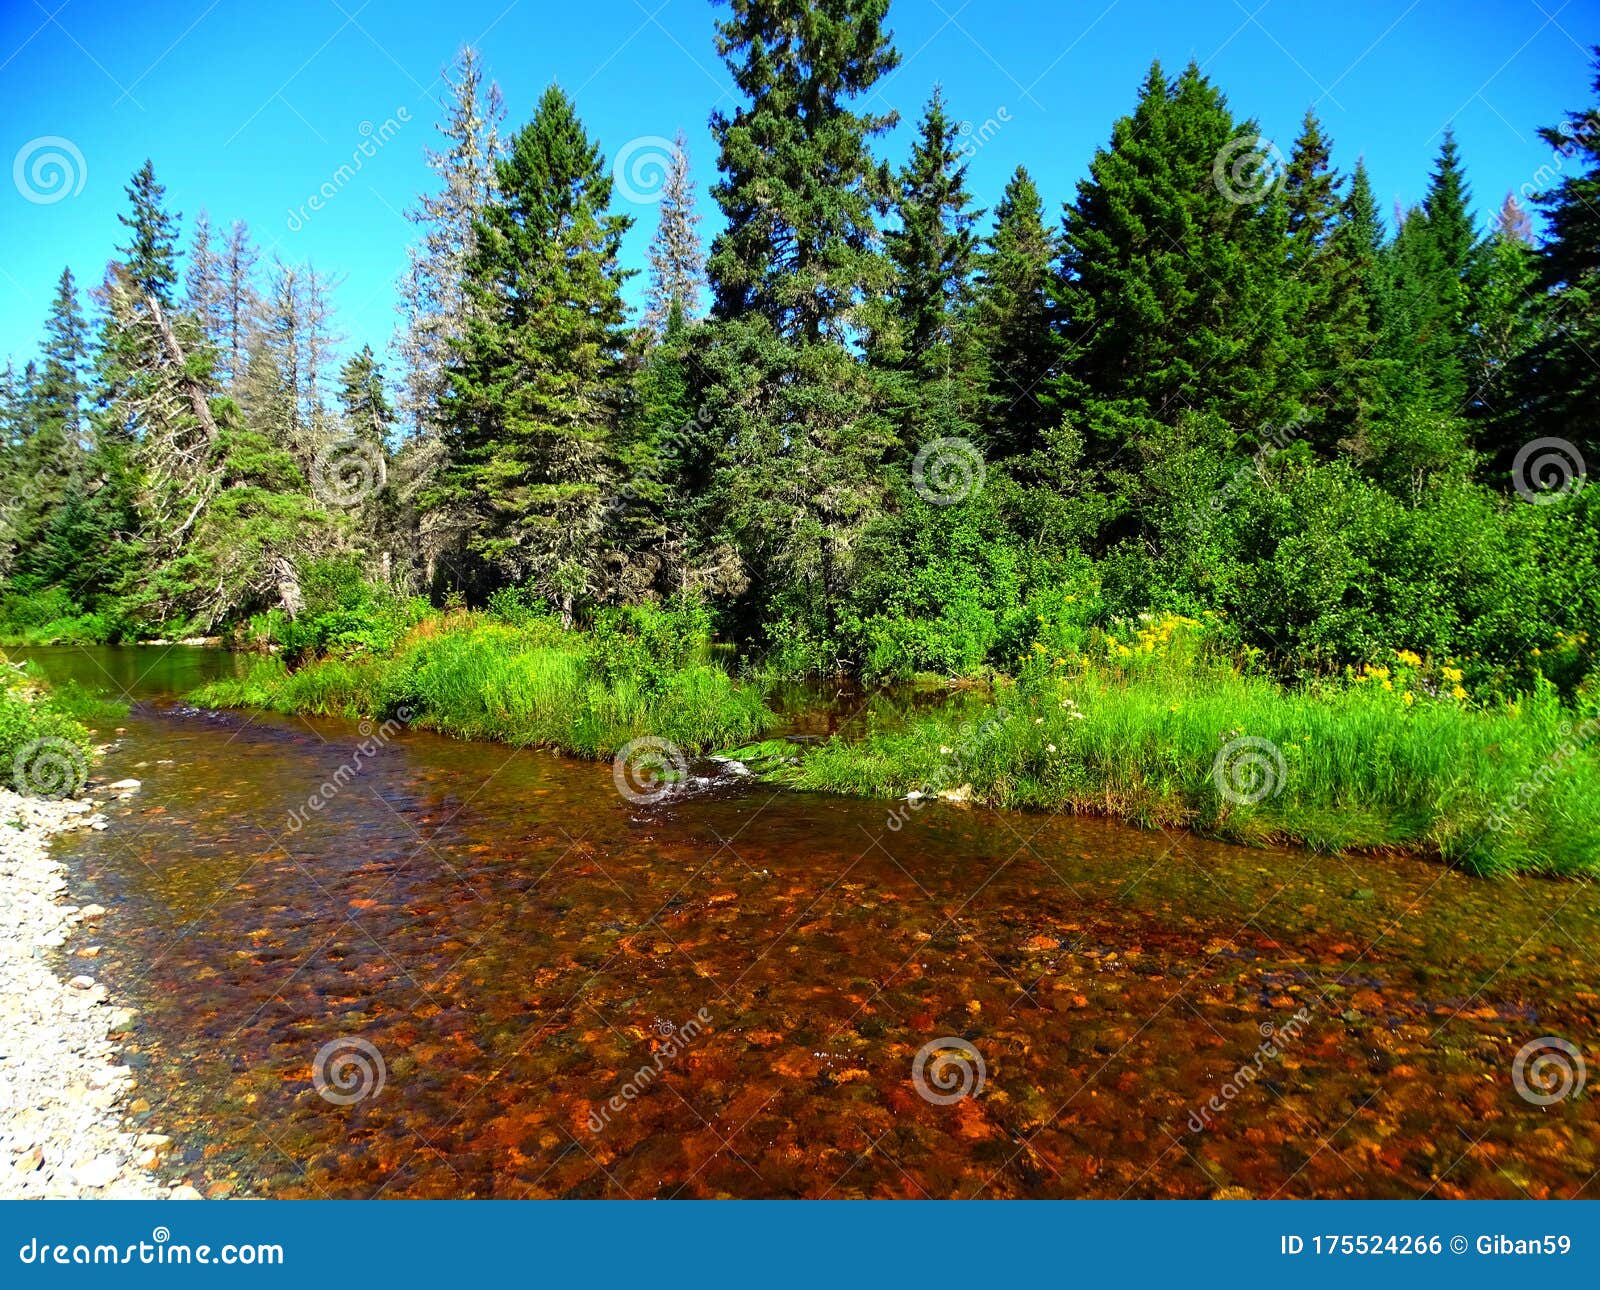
[0, 787, 199, 1199]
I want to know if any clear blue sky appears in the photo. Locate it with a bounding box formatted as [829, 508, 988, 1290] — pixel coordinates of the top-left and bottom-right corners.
[1, 0, 1595, 369]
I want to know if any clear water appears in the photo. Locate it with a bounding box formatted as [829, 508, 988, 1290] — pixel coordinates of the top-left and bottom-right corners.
[20, 646, 1600, 1198]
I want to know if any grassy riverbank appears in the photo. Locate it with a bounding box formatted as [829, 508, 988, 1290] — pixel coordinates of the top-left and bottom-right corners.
[0, 651, 120, 796]
[779, 616, 1600, 877]
[187, 608, 1600, 877]
[191, 603, 775, 758]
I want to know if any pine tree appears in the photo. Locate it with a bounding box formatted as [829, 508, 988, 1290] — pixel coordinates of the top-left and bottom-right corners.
[1280, 111, 1382, 450]
[220, 220, 261, 387]
[1056, 58, 1292, 556]
[642, 131, 706, 338]
[1466, 193, 1538, 444]
[971, 166, 1061, 460]
[884, 87, 981, 364]
[36, 267, 88, 455]
[116, 161, 180, 307]
[185, 209, 227, 358]
[399, 45, 504, 440]
[444, 84, 633, 620]
[337, 345, 396, 447]
[707, 0, 900, 342]
[1521, 50, 1600, 470]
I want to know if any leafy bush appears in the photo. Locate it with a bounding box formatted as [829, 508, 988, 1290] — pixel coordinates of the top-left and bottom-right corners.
[249, 559, 429, 662]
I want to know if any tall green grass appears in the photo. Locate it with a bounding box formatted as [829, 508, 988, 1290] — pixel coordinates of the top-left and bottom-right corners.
[192, 611, 775, 759]
[788, 619, 1600, 877]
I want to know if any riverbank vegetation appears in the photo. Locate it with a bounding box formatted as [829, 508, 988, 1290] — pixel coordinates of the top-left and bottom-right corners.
[3, 5, 1598, 870]
[779, 615, 1600, 877]
[0, 651, 120, 796]
[192, 596, 773, 758]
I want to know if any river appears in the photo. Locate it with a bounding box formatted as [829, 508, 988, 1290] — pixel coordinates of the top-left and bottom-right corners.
[18, 645, 1600, 1198]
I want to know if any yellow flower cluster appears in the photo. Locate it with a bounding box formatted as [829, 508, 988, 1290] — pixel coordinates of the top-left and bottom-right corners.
[1347, 650, 1470, 704]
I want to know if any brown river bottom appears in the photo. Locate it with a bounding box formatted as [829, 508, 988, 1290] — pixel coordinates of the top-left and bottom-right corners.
[25, 648, 1600, 1199]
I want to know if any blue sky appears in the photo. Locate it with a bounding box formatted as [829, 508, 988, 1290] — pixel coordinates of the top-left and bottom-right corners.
[1, 0, 1595, 368]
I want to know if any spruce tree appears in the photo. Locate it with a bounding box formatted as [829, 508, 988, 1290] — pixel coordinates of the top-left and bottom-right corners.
[444, 84, 632, 620]
[400, 45, 504, 440]
[707, 0, 900, 342]
[116, 161, 180, 307]
[338, 345, 396, 446]
[972, 166, 1061, 460]
[185, 209, 227, 357]
[1056, 58, 1292, 557]
[642, 131, 706, 338]
[220, 220, 261, 388]
[1520, 53, 1600, 469]
[884, 87, 981, 364]
[1281, 111, 1382, 451]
